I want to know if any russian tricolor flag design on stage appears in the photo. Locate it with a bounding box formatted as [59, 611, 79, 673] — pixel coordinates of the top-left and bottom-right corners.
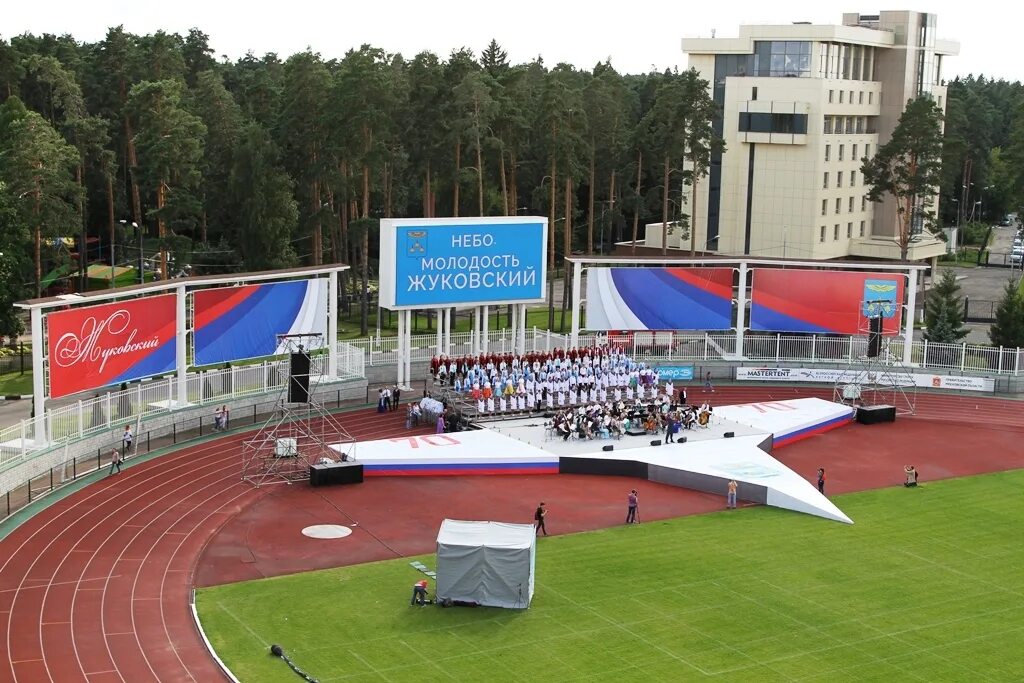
[585, 267, 734, 330]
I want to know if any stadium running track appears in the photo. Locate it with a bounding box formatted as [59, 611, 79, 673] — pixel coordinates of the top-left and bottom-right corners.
[0, 387, 1022, 682]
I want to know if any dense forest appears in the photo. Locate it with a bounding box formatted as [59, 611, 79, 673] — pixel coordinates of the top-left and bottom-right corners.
[0, 27, 1022, 337]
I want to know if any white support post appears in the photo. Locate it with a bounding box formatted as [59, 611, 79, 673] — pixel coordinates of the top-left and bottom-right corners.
[405, 310, 412, 387]
[175, 284, 187, 408]
[396, 305, 406, 387]
[482, 305, 490, 353]
[570, 263, 582, 348]
[519, 304, 527, 353]
[902, 270, 918, 365]
[443, 308, 452, 356]
[510, 304, 519, 355]
[30, 307, 45, 444]
[328, 271, 339, 378]
[473, 307, 481, 355]
[436, 308, 443, 358]
[735, 264, 748, 359]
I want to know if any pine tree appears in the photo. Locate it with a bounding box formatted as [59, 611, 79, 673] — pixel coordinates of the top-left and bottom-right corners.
[989, 280, 1024, 347]
[924, 269, 969, 343]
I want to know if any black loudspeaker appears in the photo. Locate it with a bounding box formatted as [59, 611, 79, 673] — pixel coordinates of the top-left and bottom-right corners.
[867, 316, 883, 358]
[288, 351, 311, 403]
[602, 444, 614, 452]
[677, 437, 687, 444]
[650, 439, 661, 447]
[309, 462, 364, 486]
[856, 404, 896, 424]
[724, 431, 735, 438]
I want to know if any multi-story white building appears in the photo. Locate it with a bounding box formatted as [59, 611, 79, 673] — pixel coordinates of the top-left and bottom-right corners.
[646, 11, 958, 264]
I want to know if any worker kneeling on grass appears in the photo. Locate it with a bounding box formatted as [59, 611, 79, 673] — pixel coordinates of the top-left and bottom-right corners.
[411, 579, 431, 606]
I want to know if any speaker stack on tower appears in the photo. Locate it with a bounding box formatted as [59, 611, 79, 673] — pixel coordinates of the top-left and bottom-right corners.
[288, 350, 311, 403]
[867, 316, 883, 358]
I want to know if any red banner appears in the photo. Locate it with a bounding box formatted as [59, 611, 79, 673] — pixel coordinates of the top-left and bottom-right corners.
[47, 296, 178, 399]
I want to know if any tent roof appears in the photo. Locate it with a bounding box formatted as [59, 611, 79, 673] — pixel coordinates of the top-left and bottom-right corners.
[436, 519, 535, 549]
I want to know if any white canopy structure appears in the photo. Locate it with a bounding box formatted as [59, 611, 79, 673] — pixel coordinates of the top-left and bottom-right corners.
[435, 520, 536, 609]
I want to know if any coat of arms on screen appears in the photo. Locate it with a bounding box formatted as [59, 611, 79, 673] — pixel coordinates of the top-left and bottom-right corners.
[406, 230, 427, 256]
[861, 279, 898, 319]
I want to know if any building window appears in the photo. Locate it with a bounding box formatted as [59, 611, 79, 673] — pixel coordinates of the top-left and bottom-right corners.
[860, 220, 866, 236]
[825, 144, 831, 162]
[839, 144, 844, 161]
[859, 91, 864, 104]
[820, 226, 826, 242]
[829, 89, 834, 103]
[834, 224, 840, 240]
[753, 41, 812, 77]
[839, 90, 844, 104]
[849, 196, 855, 211]
[856, 116, 865, 134]
[849, 90, 854, 104]
[865, 144, 871, 158]
[821, 199, 828, 216]
[835, 198, 842, 214]
[847, 222, 853, 238]
[752, 86, 758, 101]
[823, 172, 829, 189]
[738, 112, 808, 134]
[837, 171, 843, 188]
[835, 117, 844, 134]
[852, 144, 858, 160]
[868, 92, 873, 105]
[862, 195, 868, 211]
[938, 95, 943, 108]
[851, 172, 856, 187]
[847, 116, 856, 133]
[824, 116, 833, 134]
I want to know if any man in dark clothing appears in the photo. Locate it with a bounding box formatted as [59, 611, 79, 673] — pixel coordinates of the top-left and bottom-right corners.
[534, 502, 548, 535]
[817, 468, 826, 494]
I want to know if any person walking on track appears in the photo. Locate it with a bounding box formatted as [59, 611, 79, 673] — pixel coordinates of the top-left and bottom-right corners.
[534, 502, 548, 535]
[122, 425, 133, 457]
[727, 479, 738, 509]
[109, 449, 122, 476]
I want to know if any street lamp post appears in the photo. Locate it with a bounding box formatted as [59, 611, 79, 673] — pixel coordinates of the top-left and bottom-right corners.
[119, 220, 145, 285]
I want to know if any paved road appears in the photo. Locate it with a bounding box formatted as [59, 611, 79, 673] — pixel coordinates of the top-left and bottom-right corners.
[0, 400, 31, 431]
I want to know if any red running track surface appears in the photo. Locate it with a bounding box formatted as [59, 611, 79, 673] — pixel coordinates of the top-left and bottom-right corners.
[0, 389, 1021, 682]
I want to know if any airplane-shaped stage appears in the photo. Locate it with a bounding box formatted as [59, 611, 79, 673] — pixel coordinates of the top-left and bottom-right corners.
[331, 398, 855, 524]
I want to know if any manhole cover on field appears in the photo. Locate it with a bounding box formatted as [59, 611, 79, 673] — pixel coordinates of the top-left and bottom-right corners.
[301, 524, 353, 539]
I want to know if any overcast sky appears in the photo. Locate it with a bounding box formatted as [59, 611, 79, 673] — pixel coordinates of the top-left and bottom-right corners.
[3, 1, 1018, 82]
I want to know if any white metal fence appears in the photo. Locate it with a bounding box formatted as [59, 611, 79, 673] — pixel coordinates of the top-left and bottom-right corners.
[0, 341, 365, 468]
[349, 328, 1022, 377]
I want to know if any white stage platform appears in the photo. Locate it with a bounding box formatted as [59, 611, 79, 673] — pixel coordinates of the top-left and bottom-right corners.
[330, 397, 855, 524]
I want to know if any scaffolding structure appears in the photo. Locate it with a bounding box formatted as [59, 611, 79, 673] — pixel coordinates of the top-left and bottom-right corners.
[241, 335, 355, 487]
[832, 301, 917, 416]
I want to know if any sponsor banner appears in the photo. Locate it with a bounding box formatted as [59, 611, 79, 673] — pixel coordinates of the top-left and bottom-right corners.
[654, 365, 695, 381]
[750, 269, 905, 335]
[585, 267, 734, 331]
[47, 296, 177, 398]
[735, 367, 994, 392]
[379, 217, 547, 309]
[193, 279, 328, 365]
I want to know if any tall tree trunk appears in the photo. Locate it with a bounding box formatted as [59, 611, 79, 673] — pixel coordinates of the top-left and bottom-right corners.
[312, 179, 322, 266]
[361, 165, 369, 218]
[34, 186, 42, 297]
[661, 156, 670, 256]
[106, 172, 115, 269]
[499, 145, 509, 216]
[121, 75, 143, 227]
[689, 173, 699, 256]
[157, 180, 167, 279]
[631, 149, 642, 256]
[587, 147, 595, 254]
[548, 152, 557, 331]
[425, 161, 433, 218]
[607, 169, 616, 250]
[453, 140, 461, 218]
[200, 206, 208, 244]
[475, 128, 484, 216]
[360, 226, 369, 336]
[561, 175, 573, 333]
[509, 149, 518, 215]
[77, 164, 86, 292]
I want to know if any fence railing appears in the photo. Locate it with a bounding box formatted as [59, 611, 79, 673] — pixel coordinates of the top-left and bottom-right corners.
[350, 327, 1023, 378]
[0, 341, 366, 469]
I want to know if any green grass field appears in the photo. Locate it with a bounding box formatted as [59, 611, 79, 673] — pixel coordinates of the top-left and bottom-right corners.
[196, 470, 1024, 682]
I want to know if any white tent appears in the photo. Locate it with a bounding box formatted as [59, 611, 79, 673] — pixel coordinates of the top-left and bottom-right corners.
[435, 519, 536, 609]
